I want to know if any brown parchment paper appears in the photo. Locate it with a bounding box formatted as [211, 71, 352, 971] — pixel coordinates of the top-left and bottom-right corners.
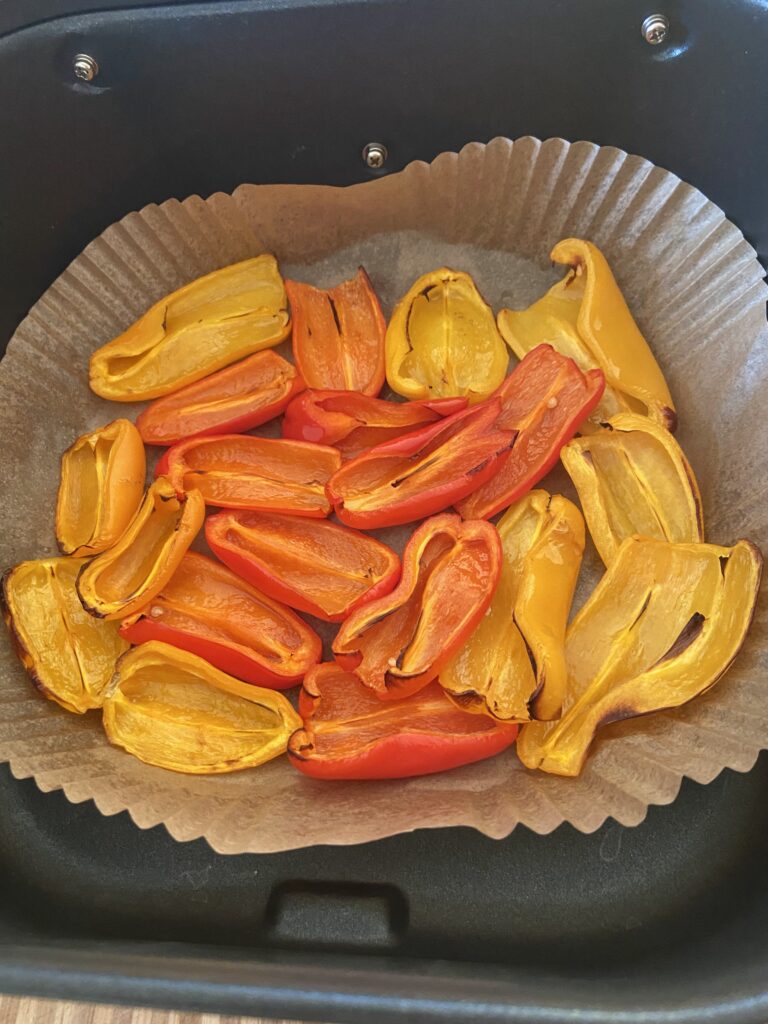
[0, 136, 766, 853]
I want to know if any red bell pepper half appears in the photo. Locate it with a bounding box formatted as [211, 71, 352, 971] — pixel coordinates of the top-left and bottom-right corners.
[288, 662, 518, 780]
[156, 433, 341, 517]
[282, 388, 467, 460]
[456, 344, 605, 520]
[326, 400, 515, 529]
[136, 350, 305, 445]
[286, 267, 386, 396]
[119, 551, 321, 689]
[333, 513, 502, 700]
[205, 509, 401, 622]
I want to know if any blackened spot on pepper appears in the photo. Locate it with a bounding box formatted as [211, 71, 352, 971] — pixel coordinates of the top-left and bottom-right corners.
[596, 705, 635, 729]
[719, 556, 729, 577]
[655, 612, 706, 664]
[328, 296, 342, 335]
[582, 450, 594, 466]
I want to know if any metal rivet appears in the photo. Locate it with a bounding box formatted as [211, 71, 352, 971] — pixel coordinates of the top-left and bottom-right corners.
[362, 142, 388, 170]
[641, 14, 669, 45]
[73, 53, 99, 82]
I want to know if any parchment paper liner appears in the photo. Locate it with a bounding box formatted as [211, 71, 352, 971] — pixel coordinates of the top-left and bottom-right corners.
[0, 136, 765, 853]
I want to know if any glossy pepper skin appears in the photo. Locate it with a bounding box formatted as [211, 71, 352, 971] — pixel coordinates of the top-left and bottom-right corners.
[103, 641, 302, 774]
[497, 239, 675, 431]
[120, 551, 321, 689]
[90, 256, 290, 401]
[157, 434, 341, 517]
[136, 350, 305, 445]
[206, 509, 400, 622]
[517, 536, 763, 777]
[456, 344, 605, 520]
[441, 491, 584, 723]
[560, 412, 704, 566]
[2, 557, 128, 714]
[386, 268, 509, 403]
[56, 418, 146, 557]
[286, 268, 386, 396]
[76, 476, 205, 620]
[333, 514, 502, 700]
[282, 389, 467, 460]
[326, 400, 515, 529]
[288, 663, 519, 780]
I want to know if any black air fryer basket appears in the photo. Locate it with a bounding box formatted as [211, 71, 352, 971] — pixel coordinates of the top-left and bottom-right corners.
[1, 2, 767, 1021]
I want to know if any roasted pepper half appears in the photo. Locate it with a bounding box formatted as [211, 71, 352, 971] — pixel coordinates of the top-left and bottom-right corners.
[90, 256, 290, 401]
[288, 663, 519, 780]
[456, 344, 605, 520]
[333, 514, 501, 700]
[136, 350, 305, 445]
[498, 239, 675, 430]
[326, 400, 515, 529]
[77, 476, 204, 620]
[386, 268, 509, 403]
[206, 509, 401, 622]
[286, 268, 386, 396]
[561, 412, 704, 566]
[441, 491, 584, 723]
[517, 536, 763, 777]
[282, 388, 467, 460]
[120, 551, 321, 689]
[2, 557, 128, 713]
[157, 434, 341, 517]
[103, 641, 302, 773]
[56, 418, 146, 557]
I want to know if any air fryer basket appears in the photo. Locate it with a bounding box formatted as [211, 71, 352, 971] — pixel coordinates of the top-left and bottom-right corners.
[1, 2, 767, 1022]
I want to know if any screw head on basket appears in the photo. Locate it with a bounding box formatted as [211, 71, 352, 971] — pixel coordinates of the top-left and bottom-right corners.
[73, 54, 99, 82]
[641, 14, 669, 45]
[362, 142, 388, 170]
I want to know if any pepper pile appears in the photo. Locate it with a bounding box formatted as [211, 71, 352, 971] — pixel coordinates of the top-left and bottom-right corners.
[3, 242, 762, 781]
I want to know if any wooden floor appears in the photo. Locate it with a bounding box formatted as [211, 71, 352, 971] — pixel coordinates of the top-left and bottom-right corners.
[0, 996, 316, 1024]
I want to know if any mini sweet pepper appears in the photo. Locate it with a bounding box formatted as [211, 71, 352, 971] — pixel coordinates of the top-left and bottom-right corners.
[385, 268, 509, 403]
[90, 255, 290, 401]
[136, 349, 305, 445]
[56, 418, 146, 557]
[120, 551, 322, 689]
[206, 509, 401, 622]
[497, 239, 675, 430]
[561, 412, 704, 566]
[288, 662, 519, 780]
[333, 513, 502, 700]
[286, 268, 386, 396]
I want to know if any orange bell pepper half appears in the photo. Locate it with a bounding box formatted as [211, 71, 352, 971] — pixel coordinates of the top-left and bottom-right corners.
[286, 268, 386, 396]
[282, 388, 467, 460]
[156, 434, 341, 517]
[120, 551, 321, 689]
[136, 350, 305, 445]
[205, 509, 400, 622]
[333, 514, 502, 700]
[457, 344, 605, 520]
[288, 663, 518, 780]
[326, 401, 515, 529]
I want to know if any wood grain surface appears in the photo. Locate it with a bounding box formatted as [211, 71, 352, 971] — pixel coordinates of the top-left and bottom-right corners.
[0, 996, 318, 1024]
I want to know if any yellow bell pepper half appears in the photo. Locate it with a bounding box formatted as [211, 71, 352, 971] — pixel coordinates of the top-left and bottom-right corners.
[561, 413, 704, 566]
[498, 239, 675, 431]
[2, 557, 128, 713]
[385, 268, 509, 403]
[517, 536, 762, 777]
[90, 255, 290, 401]
[56, 418, 146, 557]
[440, 491, 585, 723]
[102, 641, 302, 774]
[76, 476, 205, 620]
